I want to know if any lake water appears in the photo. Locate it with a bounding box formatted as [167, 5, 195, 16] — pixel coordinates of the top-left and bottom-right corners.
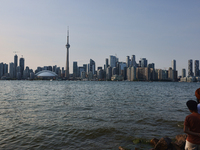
[0, 81, 199, 150]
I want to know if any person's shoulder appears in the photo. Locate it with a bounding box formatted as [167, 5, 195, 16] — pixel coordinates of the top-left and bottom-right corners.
[185, 113, 197, 120]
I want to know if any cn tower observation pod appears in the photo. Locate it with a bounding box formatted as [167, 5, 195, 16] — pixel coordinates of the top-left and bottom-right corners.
[35, 70, 58, 79]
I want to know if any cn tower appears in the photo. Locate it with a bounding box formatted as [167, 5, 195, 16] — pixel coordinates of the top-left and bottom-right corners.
[65, 28, 70, 79]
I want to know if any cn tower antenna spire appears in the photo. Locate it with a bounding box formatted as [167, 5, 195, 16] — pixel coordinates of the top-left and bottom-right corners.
[65, 26, 70, 79]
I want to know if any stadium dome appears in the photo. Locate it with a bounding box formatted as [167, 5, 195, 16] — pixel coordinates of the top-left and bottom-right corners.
[35, 70, 58, 77]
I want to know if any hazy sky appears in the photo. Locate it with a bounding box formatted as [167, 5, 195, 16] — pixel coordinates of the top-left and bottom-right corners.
[1, 0, 200, 75]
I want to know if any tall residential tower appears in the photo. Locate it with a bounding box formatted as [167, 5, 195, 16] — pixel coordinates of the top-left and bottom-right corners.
[65, 28, 70, 79]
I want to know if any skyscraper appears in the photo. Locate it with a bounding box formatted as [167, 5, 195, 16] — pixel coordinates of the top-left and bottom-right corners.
[89, 59, 95, 74]
[73, 61, 78, 78]
[0, 63, 3, 78]
[140, 58, 147, 67]
[195, 60, 199, 76]
[126, 56, 130, 67]
[110, 55, 117, 68]
[182, 69, 186, 78]
[19, 57, 25, 77]
[9, 62, 14, 79]
[172, 60, 176, 71]
[14, 54, 18, 77]
[131, 55, 136, 67]
[105, 58, 109, 71]
[83, 64, 87, 73]
[65, 28, 70, 79]
[188, 59, 193, 76]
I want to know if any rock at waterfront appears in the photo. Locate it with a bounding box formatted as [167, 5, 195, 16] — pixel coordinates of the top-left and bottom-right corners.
[150, 138, 159, 146]
[154, 137, 172, 150]
[171, 134, 187, 150]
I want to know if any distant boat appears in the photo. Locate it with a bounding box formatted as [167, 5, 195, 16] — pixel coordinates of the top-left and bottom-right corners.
[50, 79, 53, 81]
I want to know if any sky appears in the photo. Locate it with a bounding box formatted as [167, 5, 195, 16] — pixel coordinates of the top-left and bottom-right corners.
[0, 0, 200, 75]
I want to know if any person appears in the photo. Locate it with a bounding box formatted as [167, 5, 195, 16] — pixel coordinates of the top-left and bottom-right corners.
[184, 100, 200, 150]
[195, 88, 200, 114]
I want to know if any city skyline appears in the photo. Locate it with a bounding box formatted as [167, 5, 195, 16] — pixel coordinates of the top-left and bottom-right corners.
[1, 1, 200, 75]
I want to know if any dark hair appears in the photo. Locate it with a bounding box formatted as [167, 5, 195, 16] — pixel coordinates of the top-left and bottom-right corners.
[186, 100, 197, 111]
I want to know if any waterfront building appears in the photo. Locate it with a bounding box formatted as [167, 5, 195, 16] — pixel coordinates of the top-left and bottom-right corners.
[171, 60, 176, 81]
[53, 65, 57, 72]
[118, 62, 126, 76]
[3, 63, 8, 76]
[182, 69, 186, 78]
[89, 59, 95, 75]
[35, 70, 58, 79]
[140, 58, 147, 67]
[131, 66, 136, 81]
[14, 54, 18, 77]
[83, 64, 87, 73]
[168, 67, 173, 80]
[65, 28, 70, 79]
[156, 69, 162, 80]
[136, 67, 149, 81]
[149, 68, 156, 81]
[61, 67, 65, 77]
[148, 63, 155, 69]
[35, 67, 42, 74]
[105, 58, 109, 71]
[172, 60, 176, 71]
[19, 57, 25, 77]
[188, 59, 193, 76]
[73, 61, 78, 78]
[110, 55, 117, 68]
[55, 67, 61, 77]
[16, 66, 20, 75]
[112, 67, 117, 75]
[9, 63, 14, 79]
[79, 67, 84, 77]
[106, 66, 112, 80]
[17, 72, 21, 80]
[131, 55, 136, 67]
[139, 60, 141, 67]
[168, 67, 177, 81]
[0, 63, 4, 78]
[97, 69, 103, 80]
[23, 70, 28, 79]
[47, 66, 53, 71]
[195, 60, 199, 76]
[126, 56, 130, 68]
[123, 67, 127, 80]
[163, 70, 168, 80]
[127, 67, 131, 81]
[155, 69, 167, 80]
[43, 66, 48, 70]
[81, 71, 86, 79]
[88, 71, 93, 80]
[30, 72, 35, 80]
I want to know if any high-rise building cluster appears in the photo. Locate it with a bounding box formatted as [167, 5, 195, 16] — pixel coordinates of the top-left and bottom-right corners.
[0, 53, 199, 82]
[72, 55, 180, 82]
[0, 29, 199, 81]
[0, 54, 65, 80]
[0, 54, 32, 80]
[180, 59, 200, 82]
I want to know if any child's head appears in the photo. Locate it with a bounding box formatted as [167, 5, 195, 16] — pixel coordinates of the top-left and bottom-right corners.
[186, 100, 197, 112]
[195, 88, 200, 103]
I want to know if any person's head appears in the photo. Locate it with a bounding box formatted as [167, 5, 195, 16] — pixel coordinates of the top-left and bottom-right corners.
[186, 100, 197, 113]
[195, 88, 200, 103]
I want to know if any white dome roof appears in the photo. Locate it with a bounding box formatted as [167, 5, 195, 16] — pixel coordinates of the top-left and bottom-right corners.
[35, 70, 58, 77]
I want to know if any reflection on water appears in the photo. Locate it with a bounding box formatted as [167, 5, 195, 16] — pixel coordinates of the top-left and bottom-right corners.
[0, 81, 199, 149]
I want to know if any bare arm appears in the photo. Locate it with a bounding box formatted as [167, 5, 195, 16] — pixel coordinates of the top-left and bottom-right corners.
[184, 125, 200, 137]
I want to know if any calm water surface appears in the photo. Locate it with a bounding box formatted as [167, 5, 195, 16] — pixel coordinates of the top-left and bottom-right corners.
[0, 81, 199, 150]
